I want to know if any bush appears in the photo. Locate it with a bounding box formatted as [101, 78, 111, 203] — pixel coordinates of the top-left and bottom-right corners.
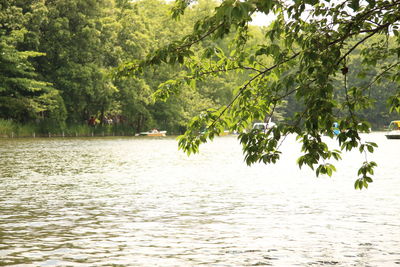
[0, 119, 15, 136]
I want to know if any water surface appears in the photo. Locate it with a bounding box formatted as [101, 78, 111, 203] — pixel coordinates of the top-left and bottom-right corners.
[1, 133, 399, 266]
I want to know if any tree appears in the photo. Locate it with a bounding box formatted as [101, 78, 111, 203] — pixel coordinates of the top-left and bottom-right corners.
[340, 35, 400, 129]
[114, 0, 243, 133]
[0, 0, 62, 123]
[33, 0, 118, 124]
[119, 0, 400, 189]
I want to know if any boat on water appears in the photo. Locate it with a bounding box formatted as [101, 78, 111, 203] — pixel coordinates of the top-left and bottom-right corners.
[332, 122, 340, 136]
[385, 120, 400, 139]
[138, 129, 167, 137]
[253, 121, 276, 132]
[219, 130, 231, 136]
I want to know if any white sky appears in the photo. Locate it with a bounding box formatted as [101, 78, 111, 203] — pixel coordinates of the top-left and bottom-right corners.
[250, 12, 276, 26]
[164, 0, 274, 26]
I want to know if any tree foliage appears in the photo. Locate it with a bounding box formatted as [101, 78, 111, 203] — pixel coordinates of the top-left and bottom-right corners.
[0, 0, 61, 122]
[2, 0, 234, 132]
[119, 0, 400, 188]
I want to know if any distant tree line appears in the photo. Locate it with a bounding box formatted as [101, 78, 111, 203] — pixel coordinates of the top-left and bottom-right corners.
[0, 0, 398, 135]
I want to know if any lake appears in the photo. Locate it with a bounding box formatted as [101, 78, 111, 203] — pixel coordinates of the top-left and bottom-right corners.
[0, 133, 399, 266]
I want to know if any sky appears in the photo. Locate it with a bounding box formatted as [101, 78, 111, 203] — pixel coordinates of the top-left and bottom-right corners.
[163, 0, 274, 26]
[250, 12, 276, 26]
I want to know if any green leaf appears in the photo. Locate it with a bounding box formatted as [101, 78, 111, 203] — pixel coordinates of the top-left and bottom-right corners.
[349, 0, 360, 11]
[354, 179, 360, 190]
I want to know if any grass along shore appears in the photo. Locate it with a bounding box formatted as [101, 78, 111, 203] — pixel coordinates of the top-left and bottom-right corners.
[0, 119, 139, 138]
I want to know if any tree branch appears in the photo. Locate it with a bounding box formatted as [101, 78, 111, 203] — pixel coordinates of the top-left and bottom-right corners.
[209, 52, 301, 128]
[365, 61, 400, 91]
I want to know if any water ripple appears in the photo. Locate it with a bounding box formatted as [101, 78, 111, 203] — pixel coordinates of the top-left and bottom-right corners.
[1, 134, 399, 266]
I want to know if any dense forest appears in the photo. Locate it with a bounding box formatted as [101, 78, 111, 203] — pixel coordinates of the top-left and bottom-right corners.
[0, 0, 398, 136]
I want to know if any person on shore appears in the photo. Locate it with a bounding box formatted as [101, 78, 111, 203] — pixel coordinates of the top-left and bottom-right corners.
[88, 116, 97, 127]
